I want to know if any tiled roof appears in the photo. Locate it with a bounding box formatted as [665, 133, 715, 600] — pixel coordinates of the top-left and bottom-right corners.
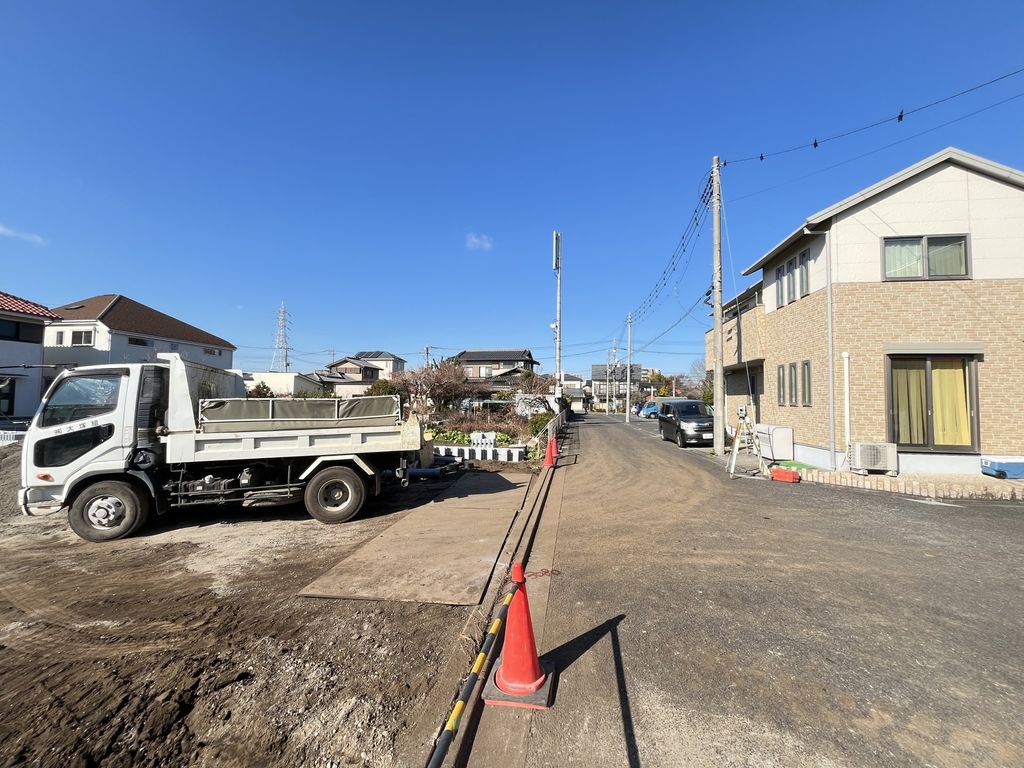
[353, 350, 406, 362]
[456, 349, 538, 364]
[0, 290, 62, 320]
[50, 294, 235, 349]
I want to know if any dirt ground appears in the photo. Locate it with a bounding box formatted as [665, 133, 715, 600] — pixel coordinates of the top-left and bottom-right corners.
[0, 444, 489, 768]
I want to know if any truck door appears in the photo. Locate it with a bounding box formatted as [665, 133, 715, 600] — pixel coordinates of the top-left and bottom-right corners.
[25, 369, 132, 492]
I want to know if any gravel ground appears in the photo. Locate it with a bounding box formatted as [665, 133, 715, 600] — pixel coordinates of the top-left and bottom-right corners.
[0, 445, 472, 768]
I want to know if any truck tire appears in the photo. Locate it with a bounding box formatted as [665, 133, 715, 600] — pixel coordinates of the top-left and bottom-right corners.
[69, 480, 150, 542]
[304, 466, 366, 524]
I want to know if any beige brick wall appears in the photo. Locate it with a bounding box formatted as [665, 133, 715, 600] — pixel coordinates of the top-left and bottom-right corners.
[833, 278, 1024, 454]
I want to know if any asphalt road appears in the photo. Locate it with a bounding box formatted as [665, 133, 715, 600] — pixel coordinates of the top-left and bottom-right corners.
[472, 413, 1024, 768]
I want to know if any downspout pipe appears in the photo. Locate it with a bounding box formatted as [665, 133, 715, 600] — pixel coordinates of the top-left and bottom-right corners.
[804, 224, 836, 470]
[842, 352, 851, 463]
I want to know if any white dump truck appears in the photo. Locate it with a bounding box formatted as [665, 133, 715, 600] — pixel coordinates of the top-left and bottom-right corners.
[18, 354, 429, 542]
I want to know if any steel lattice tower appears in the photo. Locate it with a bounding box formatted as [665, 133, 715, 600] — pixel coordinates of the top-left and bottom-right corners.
[271, 302, 290, 371]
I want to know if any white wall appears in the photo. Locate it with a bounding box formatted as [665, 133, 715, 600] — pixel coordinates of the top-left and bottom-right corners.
[245, 372, 321, 395]
[44, 322, 234, 368]
[0, 338, 45, 417]
[831, 163, 1024, 283]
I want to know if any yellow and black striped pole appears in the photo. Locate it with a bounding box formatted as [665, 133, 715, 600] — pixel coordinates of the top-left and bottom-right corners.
[425, 582, 519, 768]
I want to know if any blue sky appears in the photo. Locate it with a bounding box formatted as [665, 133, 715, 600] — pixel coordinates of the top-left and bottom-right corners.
[3, 2, 1023, 376]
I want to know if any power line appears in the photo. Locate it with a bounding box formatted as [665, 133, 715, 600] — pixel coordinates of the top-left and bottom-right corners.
[726, 89, 1024, 205]
[632, 172, 713, 322]
[634, 292, 708, 356]
[724, 64, 1024, 165]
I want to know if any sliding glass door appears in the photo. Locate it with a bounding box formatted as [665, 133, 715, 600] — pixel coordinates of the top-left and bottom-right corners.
[888, 356, 977, 451]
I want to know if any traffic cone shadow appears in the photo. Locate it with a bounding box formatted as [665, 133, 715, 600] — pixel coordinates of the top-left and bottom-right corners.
[482, 562, 555, 710]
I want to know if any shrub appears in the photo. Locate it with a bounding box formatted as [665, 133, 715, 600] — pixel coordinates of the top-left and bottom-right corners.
[247, 382, 276, 398]
[432, 429, 470, 445]
[528, 412, 552, 436]
[364, 379, 402, 398]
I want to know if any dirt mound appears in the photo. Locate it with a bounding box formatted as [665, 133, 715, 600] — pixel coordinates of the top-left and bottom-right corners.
[0, 443, 21, 518]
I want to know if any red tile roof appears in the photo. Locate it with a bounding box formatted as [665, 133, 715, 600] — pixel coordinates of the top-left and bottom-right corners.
[0, 290, 62, 320]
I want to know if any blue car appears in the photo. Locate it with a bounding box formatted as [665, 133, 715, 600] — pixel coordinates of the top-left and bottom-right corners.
[640, 402, 660, 419]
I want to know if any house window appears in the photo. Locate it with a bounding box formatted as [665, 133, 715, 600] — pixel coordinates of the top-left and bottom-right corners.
[883, 236, 968, 280]
[71, 330, 94, 346]
[465, 366, 474, 378]
[0, 378, 15, 416]
[889, 356, 977, 451]
[202, 347, 222, 356]
[0, 320, 17, 340]
[775, 267, 784, 307]
[801, 361, 812, 405]
[788, 363, 797, 405]
[128, 337, 149, 347]
[786, 259, 796, 303]
[56, 331, 64, 346]
[777, 365, 785, 405]
[481, 366, 492, 377]
[798, 250, 810, 297]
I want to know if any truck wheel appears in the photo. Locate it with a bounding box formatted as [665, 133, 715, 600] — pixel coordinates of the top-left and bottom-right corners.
[304, 466, 366, 524]
[69, 481, 150, 542]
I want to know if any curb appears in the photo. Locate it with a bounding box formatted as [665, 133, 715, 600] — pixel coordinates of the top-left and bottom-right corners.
[795, 467, 1024, 502]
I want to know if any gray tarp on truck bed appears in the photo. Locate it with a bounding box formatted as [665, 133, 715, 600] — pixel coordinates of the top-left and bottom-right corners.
[198, 395, 401, 433]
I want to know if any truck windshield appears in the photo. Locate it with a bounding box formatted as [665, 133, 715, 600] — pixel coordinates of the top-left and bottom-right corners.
[40, 374, 123, 427]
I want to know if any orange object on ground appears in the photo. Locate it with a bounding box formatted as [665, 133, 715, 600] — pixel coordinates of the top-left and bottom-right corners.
[770, 467, 801, 483]
[543, 438, 555, 468]
[482, 562, 555, 709]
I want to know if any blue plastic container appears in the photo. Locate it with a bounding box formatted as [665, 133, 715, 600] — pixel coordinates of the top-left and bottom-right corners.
[981, 457, 1024, 480]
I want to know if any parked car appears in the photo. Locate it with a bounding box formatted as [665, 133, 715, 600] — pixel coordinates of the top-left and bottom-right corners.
[656, 399, 714, 447]
[640, 402, 660, 419]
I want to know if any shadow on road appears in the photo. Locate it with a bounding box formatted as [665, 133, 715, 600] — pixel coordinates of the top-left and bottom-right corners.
[543, 613, 639, 768]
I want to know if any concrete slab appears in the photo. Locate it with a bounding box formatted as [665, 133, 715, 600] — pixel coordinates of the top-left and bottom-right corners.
[298, 472, 531, 605]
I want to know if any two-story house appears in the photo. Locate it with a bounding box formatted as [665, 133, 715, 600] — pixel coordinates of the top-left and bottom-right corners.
[352, 351, 406, 380]
[455, 349, 539, 388]
[708, 147, 1024, 474]
[312, 356, 383, 398]
[44, 295, 235, 376]
[0, 291, 61, 418]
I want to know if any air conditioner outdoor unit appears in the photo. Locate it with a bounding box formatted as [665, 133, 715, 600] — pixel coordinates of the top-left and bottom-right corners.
[850, 442, 898, 476]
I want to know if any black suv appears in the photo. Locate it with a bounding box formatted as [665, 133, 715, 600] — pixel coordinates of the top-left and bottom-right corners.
[656, 399, 714, 448]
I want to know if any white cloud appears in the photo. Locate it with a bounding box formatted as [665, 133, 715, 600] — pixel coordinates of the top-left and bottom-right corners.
[465, 232, 494, 252]
[0, 223, 45, 246]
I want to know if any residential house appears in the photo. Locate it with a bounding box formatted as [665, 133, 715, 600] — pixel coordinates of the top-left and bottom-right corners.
[242, 371, 323, 396]
[0, 291, 61, 418]
[707, 147, 1024, 474]
[590, 364, 642, 411]
[455, 349, 540, 389]
[44, 295, 235, 380]
[352, 351, 406, 380]
[312, 356, 383, 398]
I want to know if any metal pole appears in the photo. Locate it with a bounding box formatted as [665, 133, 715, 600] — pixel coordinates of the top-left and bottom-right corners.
[712, 156, 725, 456]
[605, 348, 611, 415]
[553, 231, 563, 398]
[625, 312, 632, 423]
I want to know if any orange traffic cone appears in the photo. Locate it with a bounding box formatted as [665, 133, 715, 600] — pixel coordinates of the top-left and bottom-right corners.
[543, 438, 555, 468]
[483, 562, 555, 709]
[550, 433, 558, 455]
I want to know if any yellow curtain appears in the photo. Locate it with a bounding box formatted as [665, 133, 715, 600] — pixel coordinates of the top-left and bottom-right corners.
[932, 360, 970, 446]
[892, 364, 926, 445]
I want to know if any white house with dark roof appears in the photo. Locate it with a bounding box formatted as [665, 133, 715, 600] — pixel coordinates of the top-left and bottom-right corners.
[310, 356, 384, 398]
[0, 290, 62, 419]
[44, 294, 235, 372]
[352, 351, 406, 380]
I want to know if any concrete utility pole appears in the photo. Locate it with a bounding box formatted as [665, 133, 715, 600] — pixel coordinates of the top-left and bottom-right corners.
[422, 345, 430, 367]
[553, 231, 563, 397]
[712, 156, 725, 456]
[625, 312, 633, 423]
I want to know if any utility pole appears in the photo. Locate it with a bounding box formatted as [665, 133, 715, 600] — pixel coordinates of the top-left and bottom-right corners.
[422, 345, 430, 367]
[553, 231, 563, 397]
[625, 312, 632, 423]
[712, 156, 725, 456]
